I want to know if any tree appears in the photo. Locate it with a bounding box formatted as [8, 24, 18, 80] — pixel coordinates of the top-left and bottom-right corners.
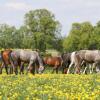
[0, 24, 16, 48]
[63, 22, 94, 51]
[24, 9, 62, 51]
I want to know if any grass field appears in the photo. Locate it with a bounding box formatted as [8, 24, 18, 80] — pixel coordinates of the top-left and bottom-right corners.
[0, 73, 100, 100]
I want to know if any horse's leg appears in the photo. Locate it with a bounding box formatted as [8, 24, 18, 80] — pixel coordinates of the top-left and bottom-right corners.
[14, 63, 18, 75]
[0, 67, 2, 74]
[74, 56, 82, 74]
[51, 66, 56, 74]
[75, 61, 81, 74]
[91, 63, 96, 73]
[2, 62, 9, 74]
[89, 64, 93, 74]
[0, 63, 3, 74]
[27, 61, 33, 74]
[75, 65, 80, 74]
[62, 65, 68, 74]
[35, 65, 39, 73]
[9, 60, 18, 75]
[62, 62, 69, 74]
[52, 67, 55, 73]
[83, 66, 87, 74]
[9, 63, 14, 74]
[52, 64, 58, 74]
[62, 63, 65, 74]
[62, 67, 65, 74]
[95, 62, 100, 73]
[9, 66, 13, 74]
[21, 63, 24, 74]
[11, 61, 18, 75]
[56, 66, 59, 74]
[0, 63, 4, 74]
[14, 65, 18, 75]
[92, 63, 96, 73]
[63, 68, 68, 74]
[5, 64, 8, 74]
[20, 62, 24, 74]
[31, 63, 35, 74]
[67, 62, 73, 74]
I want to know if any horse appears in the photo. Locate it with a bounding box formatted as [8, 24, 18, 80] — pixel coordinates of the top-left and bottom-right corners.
[64, 51, 89, 74]
[0, 49, 15, 74]
[43, 56, 62, 74]
[66, 51, 81, 74]
[61, 53, 71, 74]
[71, 50, 100, 74]
[10, 49, 44, 74]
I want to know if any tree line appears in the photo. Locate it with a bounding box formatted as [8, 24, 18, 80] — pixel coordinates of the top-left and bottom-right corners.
[63, 21, 100, 52]
[0, 9, 62, 52]
[0, 9, 100, 52]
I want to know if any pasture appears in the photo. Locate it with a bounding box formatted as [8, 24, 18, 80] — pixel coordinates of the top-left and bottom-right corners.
[0, 73, 100, 100]
[0, 1, 100, 99]
[0, 49, 100, 99]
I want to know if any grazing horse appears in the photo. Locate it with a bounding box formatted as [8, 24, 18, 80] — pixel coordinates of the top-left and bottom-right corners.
[10, 49, 44, 74]
[1, 49, 15, 74]
[72, 50, 100, 74]
[66, 52, 79, 74]
[43, 56, 62, 74]
[65, 51, 87, 74]
[61, 53, 71, 74]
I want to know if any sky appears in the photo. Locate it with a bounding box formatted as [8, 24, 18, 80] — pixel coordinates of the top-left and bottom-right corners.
[0, 0, 100, 36]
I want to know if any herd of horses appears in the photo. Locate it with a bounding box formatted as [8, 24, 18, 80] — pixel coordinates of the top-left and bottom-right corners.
[0, 49, 100, 75]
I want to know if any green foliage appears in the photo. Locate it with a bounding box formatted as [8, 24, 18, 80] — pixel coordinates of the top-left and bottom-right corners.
[1, 9, 100, 52]
[24, 9, 62, 51]
[63, 21, 100, 51]
[0, 24, 16, 49]
[0, 9, 62, 51]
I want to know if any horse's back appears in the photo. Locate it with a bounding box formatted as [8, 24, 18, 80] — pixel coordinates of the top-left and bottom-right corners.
[61, 53, 71, 61]
[86, 50, 100, 61]
[44, 56, 61, 66]
[16, 49, 38, 62]
[78, 50, 100, 62]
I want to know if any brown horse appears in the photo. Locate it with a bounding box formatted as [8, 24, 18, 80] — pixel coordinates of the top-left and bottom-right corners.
[1, 49, 16, 74]
[43, 56, 62, 73]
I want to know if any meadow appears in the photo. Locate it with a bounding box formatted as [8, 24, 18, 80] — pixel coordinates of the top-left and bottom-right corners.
[0, 73, 100, 100]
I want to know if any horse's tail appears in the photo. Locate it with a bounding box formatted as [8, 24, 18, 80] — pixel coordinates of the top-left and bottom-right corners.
[70, 51, 78, 65]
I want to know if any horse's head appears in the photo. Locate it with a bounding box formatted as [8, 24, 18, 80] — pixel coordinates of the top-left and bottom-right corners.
[35, 53, 45, 74]
[38, 65, 44, 74]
